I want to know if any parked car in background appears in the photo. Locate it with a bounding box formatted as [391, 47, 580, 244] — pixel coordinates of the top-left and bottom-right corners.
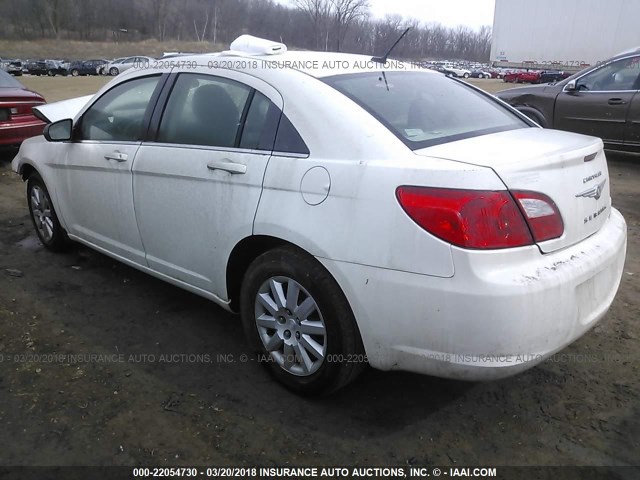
[11, 36, 627, 394]
[45, 59, 69, 76]
[539, 70, 571, 84]
[69, 59, 109, 76]
[0, 69, 45, 146]
[447, 66, 471, 78]
[98, 58, 125, 75]
[24, 60, 49, 76]
[496, 48, 640, 153]
[503, 70, 541, 84]
[6, 60, 23, 76]
[471, 69, 492, 79]
[105, 56, 154, 76]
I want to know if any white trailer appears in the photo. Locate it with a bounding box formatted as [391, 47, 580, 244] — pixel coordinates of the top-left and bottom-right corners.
[491, 0, 640, 69]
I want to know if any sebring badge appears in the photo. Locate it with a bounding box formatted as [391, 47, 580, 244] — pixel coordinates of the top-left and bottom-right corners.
[576, 179, 607, 201]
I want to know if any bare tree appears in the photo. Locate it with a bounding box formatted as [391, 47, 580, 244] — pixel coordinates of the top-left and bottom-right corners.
[329, 0, 369, 51]
[294, 0, 331, 50]
[0, 0, 492, 62]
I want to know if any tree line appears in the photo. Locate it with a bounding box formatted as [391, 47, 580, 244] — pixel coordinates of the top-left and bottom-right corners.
[0, 0, 492, 61]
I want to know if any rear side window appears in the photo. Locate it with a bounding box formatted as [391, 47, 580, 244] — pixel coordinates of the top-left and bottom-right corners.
[274, 115, 309, 155]
[324, 72, 530, 149]
[239, 92, 280, 151]
[158, 73, 251, 148]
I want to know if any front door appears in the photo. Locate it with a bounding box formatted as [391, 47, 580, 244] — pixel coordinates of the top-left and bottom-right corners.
[554, 55, 640, 144]
[55, 74, 163, 264]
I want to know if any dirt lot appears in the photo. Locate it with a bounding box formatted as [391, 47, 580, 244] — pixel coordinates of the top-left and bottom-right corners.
[0, 77, 638, 471]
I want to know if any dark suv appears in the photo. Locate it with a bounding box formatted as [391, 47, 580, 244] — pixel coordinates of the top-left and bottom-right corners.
[496, 48, 640, 153]
[68, 59, 108, 76]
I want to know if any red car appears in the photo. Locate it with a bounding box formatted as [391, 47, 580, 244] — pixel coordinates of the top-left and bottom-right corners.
[0, 69, 46, 146]
[503, 70, 541, 84]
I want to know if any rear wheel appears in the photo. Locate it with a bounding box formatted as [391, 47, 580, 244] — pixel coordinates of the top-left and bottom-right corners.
[520, 109, 548, 128]
[463, 72, 470, 78]
[71, 69, 79, 77]
[240, 247, 366, 395]
[27, 173, 69, 252]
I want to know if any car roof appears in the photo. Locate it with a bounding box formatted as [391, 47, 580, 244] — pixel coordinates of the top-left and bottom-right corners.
[174, 50, 432, 79]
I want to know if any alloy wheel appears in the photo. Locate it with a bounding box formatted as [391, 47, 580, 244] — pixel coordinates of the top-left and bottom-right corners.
[254, 276, 327, 376]
[30, 185, 54, 243]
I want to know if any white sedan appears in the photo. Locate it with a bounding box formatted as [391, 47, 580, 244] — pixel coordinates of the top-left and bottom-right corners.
[12, 36, 627, 394]
[104, 56, 155, 76]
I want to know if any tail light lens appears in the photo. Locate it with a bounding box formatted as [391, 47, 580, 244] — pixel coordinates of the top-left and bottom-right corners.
[396, 186, 533, 249]
[396, 186, 565, 249]
[512, 191, 564, 242]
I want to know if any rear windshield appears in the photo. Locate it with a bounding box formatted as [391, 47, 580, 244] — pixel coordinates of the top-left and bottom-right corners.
[324, 71, 530, 149]
[0, 69, 23, 88]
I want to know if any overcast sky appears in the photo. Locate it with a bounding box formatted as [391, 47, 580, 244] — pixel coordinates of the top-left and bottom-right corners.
[369, 0, 495, 29]
[277, 0, 496, 30]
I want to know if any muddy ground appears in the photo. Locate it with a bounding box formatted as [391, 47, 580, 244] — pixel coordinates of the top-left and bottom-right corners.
[0, 78, 638, 471]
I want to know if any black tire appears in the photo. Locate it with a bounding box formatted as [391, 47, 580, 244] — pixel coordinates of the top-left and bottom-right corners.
[240, 246, 366, 395]
[463, 73, 470, 78]
[71, 69, 79, 77]
[26, 173, 69, 252]
[109, 67, 119, 76]
[520, 109, 548, 128]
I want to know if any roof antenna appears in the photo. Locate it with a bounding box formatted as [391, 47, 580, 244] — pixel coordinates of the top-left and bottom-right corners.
[372, 28, 410, 64]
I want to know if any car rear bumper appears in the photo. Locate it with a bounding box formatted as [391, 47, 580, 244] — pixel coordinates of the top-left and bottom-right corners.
[0, 118, 46, 145]
[319, 208, 627, 380]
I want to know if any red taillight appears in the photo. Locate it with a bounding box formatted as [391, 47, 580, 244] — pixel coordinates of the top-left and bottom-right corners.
[512, 191, 564, 242]
[396, 186, 533, 249]
[396, 187, 565, 249]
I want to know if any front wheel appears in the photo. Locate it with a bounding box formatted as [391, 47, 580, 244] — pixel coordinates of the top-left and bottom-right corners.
[27, 173, 69, 252]
[240, 247, 366, 395]
[109, 67, 119, 76]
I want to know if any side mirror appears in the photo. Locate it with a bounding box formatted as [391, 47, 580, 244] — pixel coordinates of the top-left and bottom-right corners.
[43, 118, 73, 142]
[563, 80, 577, 93]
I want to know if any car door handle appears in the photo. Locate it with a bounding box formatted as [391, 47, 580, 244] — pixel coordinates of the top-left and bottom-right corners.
[207, 160, 247, 175]
[104, 151, 128, 162]
[608, 98, 626, 105]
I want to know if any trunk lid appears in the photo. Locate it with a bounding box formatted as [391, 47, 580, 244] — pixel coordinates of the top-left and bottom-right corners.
[415, 128, 610, 253]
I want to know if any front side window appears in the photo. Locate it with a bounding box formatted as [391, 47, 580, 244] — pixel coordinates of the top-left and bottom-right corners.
[158, 73, 251, 148]
[577, 56, 640, 91]
[79, 75, 161, 142]
[324, 71, 530, 149]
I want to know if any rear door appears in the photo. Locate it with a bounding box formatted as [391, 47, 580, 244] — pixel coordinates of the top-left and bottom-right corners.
[554, 55, 640, 144]
[132, 67, 283, 298]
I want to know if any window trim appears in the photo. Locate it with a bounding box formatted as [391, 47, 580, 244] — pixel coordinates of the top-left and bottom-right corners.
[73, 73, 169, 143]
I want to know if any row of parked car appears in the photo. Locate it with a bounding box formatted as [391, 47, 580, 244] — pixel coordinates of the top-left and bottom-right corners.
[502, 69, 572, 84]
[0, 56, 155, 77]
